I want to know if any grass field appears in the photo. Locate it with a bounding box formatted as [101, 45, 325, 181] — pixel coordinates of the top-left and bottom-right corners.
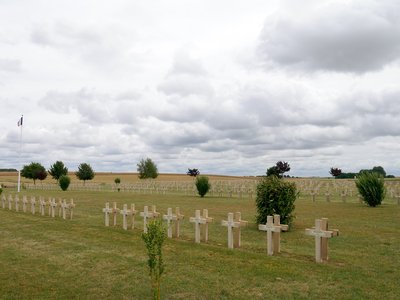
[0, 180, 399, 299]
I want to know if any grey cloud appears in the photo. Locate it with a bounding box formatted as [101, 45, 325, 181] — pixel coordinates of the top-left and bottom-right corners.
[0, 58, 21, 72]
[258, 1, 400, 73]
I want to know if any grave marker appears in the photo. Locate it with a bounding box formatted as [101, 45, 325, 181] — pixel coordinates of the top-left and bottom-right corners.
[189, 210, 207, 243]
[305, 219, 337, 263]
[233, 212, 248, 248]
[320, 218, 339, 261]
[140, 206, 154, 233]
[102, 203, 112, 226]
[1, 194, 5, 209]
[111, 202, 120, 226]
[8, 194, 13, 210]
[174, 207, 184, 238]
[22, 196, 28, 212]
[40, 197, 46, 216]
[58, 199, 62, 217]
[130, 204, 137, 229]
[15, 195, 19, 212]
[120, 204, 130, 230]
[202, 209, 213, 242]
[68, 199, 75, 219]
[151, 205, 160, 218]
[50, 198, 57, 218]
[163, 208, 176, 238]
[272, 214, 288, 253]
[221, 212, 240, 249]
[31, 196, 36, 214]
[258, 215, 287, 256]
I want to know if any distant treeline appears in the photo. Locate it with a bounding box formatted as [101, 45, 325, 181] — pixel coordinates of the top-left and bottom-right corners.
[0, 169, 17, 172]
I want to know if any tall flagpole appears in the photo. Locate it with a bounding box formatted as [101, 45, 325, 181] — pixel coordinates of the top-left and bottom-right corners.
[17, 115, 23, 193]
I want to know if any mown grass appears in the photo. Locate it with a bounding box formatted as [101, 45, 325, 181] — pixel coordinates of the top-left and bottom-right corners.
[0, 188, 399, 299]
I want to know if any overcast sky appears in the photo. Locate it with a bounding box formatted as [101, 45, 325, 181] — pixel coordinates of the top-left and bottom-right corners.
[1, 0, 400, 177]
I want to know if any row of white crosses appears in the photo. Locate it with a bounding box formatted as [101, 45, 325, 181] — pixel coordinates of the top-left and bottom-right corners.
[1, 194, 75, 220]
[100, 203, 339, 262]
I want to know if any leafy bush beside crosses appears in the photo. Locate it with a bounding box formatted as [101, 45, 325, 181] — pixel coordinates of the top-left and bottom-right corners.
[356, 172, 386, 207]
[195, 175, 211, 198]
[59, 175, 71, 191]
[48, 161, 68, 183]
[255, 176, 297, 228]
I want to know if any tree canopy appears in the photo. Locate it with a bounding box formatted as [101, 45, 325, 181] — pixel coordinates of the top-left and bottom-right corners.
[137, 158, 159, 179]
[75, 163, 95, 184]
[48, 161, 68, 182]
[266, 161, 291, 178]
[329, 167, 342, 177]
[21, 162, 47, 185]
[187, 168, 200, 177]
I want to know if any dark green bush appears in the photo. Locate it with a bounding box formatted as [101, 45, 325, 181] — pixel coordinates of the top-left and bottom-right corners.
[255, 176, 297, 228]
[59, 175, 71, 191]
[195, 176, 211, 198]
[355, 172, 386, 207]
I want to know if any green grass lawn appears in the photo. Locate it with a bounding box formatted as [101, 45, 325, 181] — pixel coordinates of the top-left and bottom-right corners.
[0, 189, 399, 299]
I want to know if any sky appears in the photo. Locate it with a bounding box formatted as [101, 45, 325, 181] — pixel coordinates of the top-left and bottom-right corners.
[1, 0, 400, 177]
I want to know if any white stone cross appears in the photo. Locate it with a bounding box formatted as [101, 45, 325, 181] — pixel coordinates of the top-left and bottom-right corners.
[22, 196, 28, 212]
[305, 219, 335, 263]
[140, 206, 154, 233]
[8, 194, 13, 210]
[163, 208, 177, 238]
[15, 195, 19, 212]
[189, 209, 207, 243]
[272, 214, 288, 253]
[47, 197, 52, 216]
[174, 207, 184, 238]
[102, 202, 112, 226]
[221, 212, 241, 249]
[61, 199, 68, 219]
[111, 202, 120, 226]
[151, 205, 160, 218]
[40, 198, 46, 216]
[201, 209, 213, 242]
[31, 196, 36, 214]
[1, 194, 5, 209]
[58, 199, 62, 217]
[50, 198, 57, 218]
[120, 204, 131, 230]
[258, 215, 287, 256]
[68, 199, 75, 220]
[130, 204, 137, 229]
[234, 212, 248, 248]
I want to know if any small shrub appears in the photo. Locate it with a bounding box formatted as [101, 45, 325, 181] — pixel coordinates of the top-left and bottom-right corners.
[195, 176, 211, 198]
[59, 175, 71, 191]
[356, 172, 386, 207]
[142, 219, 166, 300]
[255, 176, 297, 228]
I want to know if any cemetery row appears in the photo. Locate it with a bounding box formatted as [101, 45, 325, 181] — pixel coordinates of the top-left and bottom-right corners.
[22, 179, 400, 204]
[1, 194, 75, 220]
[103, 202, 339, 263]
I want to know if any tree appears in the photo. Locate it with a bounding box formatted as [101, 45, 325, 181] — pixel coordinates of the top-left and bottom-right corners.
[371, 166, 386, 178]
[21, 162, 47, 185]
[329, 167, 342, 178]
[266, 166, 279, 177]
[186, 168, 200, 177]
[195, 176, 211, 198]
[266, 161, 291, 178]
[75, 163, 95, 185]
[137, 158, 159, 179]
[37, 169, 48, 184]
[48, 161, 68, 183]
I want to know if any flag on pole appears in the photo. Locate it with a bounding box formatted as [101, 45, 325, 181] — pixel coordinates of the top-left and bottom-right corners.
[17, 116, 23, 127]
